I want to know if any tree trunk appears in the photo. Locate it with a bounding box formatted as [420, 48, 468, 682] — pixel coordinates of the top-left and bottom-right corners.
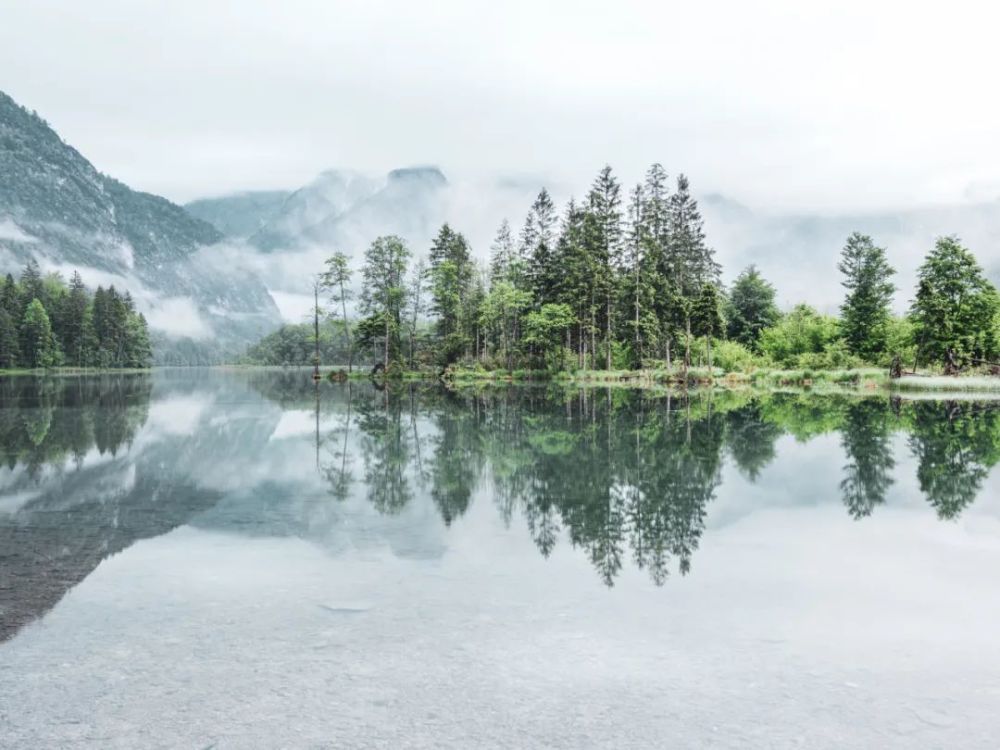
[313, 283, 320, 379]
[684, 315, 691, 378]
[340, 280, 353, 374]
[605, 294, 612, 371]
[384, 316, 389, 371]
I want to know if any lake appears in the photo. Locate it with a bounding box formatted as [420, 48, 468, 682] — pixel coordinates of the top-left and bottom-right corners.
[2, 370, 1000, 748]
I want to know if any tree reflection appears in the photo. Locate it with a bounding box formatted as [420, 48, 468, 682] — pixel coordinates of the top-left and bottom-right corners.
[908, 401, 1000, 519]
[840, 399, 896, 519]
[0, 374, 151, 473]
[327, 381, 1000, 586]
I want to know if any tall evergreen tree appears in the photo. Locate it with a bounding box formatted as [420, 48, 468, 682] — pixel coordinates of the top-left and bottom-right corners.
[838, 232, 896, 360]
[726, 265, 779, 350]
[0, 307, 19, 368]
[586, 166, 623, 369]
[427, 223, 475, 364]
[691, 283, 724, 370]
[526, 189, 558, 303]
[19, 259, 45, 313]
[664, 174, 719, 369]
[59, 271, 91, 366]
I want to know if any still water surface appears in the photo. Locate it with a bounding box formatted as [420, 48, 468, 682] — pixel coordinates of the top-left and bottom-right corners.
[2, 370, 1000, 748]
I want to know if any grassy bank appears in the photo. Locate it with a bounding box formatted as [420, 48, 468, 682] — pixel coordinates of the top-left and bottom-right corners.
[197, 364, 1000, 393]
[0, 366, 152, 377]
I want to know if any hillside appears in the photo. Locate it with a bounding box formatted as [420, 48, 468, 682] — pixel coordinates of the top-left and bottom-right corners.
[0, 90, 282, 362]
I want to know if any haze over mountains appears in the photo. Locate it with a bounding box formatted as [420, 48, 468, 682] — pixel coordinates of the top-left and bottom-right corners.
[5, 85, 1000, 362]
[0, 91, 280, 363]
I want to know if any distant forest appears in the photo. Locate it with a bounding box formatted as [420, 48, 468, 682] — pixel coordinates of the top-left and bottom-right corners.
[0, 260, 152, 370]
[243, 164, 1000, 376]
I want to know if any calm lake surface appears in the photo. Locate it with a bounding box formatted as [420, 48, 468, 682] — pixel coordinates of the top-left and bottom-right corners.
[2, 370, 1000, 748]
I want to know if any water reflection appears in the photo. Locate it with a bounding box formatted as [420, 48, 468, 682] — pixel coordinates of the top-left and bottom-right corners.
[304, 384, 1000, 586]
[5, 372, 1000, 644]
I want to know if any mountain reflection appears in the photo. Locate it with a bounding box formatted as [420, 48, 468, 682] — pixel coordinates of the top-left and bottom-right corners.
[5, 372, 1000, 646]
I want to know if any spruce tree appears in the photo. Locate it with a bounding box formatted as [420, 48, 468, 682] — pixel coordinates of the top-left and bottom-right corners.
[0, 307, 19, 368]
[691, 283, 724, 370]
[60, 271, 90, 366]
[726, 265, 779, 350]
[428, 223, 475, 364]
[586, 166, 623, 369]
[664, 174, 719, 369]
[838, 232, 896, 361]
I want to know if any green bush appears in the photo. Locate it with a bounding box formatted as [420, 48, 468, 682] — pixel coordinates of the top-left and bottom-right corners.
[710, 339, 762, 373]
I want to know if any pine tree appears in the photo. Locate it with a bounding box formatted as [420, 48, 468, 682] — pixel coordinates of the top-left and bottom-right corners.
[489, 219, 516, 284]
[19, 259, 45, 313]
[427, 223, 475, 364]
[60, 271, 90, 366]
[726, 265, 779, 351]
[586, 166, 623, 369]
[664, 174, 719, 369]
[526, 189, 558, 303]
[691, 283, 724, 370]
[0, 307, 19, 368]
[838, 232, 896, 361]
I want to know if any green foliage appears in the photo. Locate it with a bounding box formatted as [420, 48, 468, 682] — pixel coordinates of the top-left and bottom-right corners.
[0, 262, 151, 370]
[710, 339, 761, 373]
[360, 235, 410, 369]
[911, 236, 1000, 368]
[20, 299, 61, 368]
[524, 303, 576, 370]
[838, 232, 896, 360]
[758, 304, 843, 368]
[726, 265, 779, 350]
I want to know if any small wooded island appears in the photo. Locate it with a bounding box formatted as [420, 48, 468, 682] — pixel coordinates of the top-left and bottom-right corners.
[242, 165, 1000, 389]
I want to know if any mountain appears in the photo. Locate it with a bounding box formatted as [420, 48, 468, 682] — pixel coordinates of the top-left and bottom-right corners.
[185, 165, 516, 321]
[185, 190, 290, 239]
[187, 166, 449, 253]
[0, 90, 282, 362]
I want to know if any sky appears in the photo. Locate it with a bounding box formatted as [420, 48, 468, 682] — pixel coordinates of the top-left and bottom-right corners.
[3, 0, 1000, 212]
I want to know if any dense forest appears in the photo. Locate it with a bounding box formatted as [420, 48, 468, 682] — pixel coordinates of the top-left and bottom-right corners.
[247, 164, 1000, 376]
[0, 259, 152, 370]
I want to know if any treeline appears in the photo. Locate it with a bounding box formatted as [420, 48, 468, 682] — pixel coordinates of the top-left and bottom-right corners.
[241, 319, 352, 367]
[0, 260, 152, 370]
[310, 164, 1000, 375]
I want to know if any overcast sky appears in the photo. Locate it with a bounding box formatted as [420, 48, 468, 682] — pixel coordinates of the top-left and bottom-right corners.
[3, 0, 1000, 211]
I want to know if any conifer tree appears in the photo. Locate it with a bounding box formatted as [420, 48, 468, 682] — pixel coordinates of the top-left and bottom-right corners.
[428, 223, 475, 364]
[0, 307, 19, 368]
[838, 232, 896, 361]
[663, 174, 719, 369]
[726, 265, 779, 351]
[691, 283, 724, 370]
[586, 166, 623, 369]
